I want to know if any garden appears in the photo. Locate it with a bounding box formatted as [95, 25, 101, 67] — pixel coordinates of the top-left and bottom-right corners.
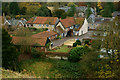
[49, 45, 71, 53]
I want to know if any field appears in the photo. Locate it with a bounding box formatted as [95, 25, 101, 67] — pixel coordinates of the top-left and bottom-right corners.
[20, 52, 103, 78]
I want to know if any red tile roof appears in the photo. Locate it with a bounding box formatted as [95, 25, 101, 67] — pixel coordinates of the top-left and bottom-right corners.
[32, 30, 57, 39]
[61, 17, 76, 28]
[12, 36, 47, 46]
[26, 17, 58, 25]
[26, 17, 35, 24]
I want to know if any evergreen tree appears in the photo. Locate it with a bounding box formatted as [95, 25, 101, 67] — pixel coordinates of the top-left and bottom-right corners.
[9, 2, 20, 15]
[2, 28, 20, 71]
[2, 3, 10, 15]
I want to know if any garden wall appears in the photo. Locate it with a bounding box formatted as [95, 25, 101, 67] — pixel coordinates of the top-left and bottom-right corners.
[40, 51, 69, 57]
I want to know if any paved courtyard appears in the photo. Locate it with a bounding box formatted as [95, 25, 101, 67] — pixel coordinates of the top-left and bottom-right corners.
[52, 31, 100, 48]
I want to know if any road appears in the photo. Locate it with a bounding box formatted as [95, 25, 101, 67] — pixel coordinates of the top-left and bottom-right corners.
[52, 31, 96, 48]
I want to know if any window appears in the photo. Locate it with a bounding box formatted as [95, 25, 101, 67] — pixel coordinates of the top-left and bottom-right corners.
[55, 34, 57, 37]
[52, 25, 54, 27]
[46, 24, 49, 27]
[39, 24, 42, 27]
[19, 24, 22, 26]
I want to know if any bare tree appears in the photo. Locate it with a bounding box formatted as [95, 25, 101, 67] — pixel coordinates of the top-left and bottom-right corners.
[14, 27, 33, 54]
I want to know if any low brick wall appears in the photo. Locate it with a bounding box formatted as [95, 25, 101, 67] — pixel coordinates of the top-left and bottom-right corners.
[40, 51, 69, 57]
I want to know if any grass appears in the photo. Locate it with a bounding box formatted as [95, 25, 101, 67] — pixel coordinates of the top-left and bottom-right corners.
[50, 45, 71, 53]
[20, 51, 104, 78]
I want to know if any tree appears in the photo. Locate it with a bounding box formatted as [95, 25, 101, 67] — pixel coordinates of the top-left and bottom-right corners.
[99, 16, 120, 60]
[86, 5, 92, 18]
[14, 28, 33, 54]
[9, 2, 20, 15]
[61, 12, 67, 19]
[20, 7, 27, 15]
[18, 2, 41, 16]
[2, 28, 20, 71]
[53, 9, 67, 19]
[67, 2, 77, 7]
[91, 40, 102, 51]
[67, 5, 76, 17]
[68, 47, 89, 62]
[36, 5, 52, 17]
[2, 3, 10, 15]
[101, 2, 115, 17]
[114, 2, 120, 11]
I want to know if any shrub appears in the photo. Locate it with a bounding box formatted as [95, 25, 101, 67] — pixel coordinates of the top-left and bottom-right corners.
[56, 36, 61, 39]
[46, 42, 51, 49]
[31, 48, 45, 58]
[73, 42, 77, 47]
[84, 40, 89, 45]
[68, 47, 86, 62]
[44, 28, 48, 31]
[76, 40, 81, 45]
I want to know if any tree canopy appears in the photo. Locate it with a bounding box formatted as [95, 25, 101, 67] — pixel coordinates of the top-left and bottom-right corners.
[9, 2, 20, 15]
[36, 5, 52, 17]
[53, 9, 67, 19]
[2, 28, 20, 71]
[67, 5, 76, 17]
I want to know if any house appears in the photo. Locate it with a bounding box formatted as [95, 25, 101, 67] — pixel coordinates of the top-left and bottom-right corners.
[4, 18, 27, 27]
[58, 7, 71, 12]
[12, 36, 50, 51]
[55, 17, 88, 37]
[55, 17, 76, 37]
[73, 18, 88, 36]
[112, 11, 120, 18]
[32, 30, 58, 41]
[26, 17, 59, 30]
[88, 17, 113, 30]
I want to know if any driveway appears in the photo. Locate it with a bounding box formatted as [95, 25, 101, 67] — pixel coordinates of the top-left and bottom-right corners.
[52, 31, 96, 48]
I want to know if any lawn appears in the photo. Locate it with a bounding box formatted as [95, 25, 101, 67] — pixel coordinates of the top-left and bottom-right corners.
[20, 52, 104, 78]
[50, 45, 71, 53]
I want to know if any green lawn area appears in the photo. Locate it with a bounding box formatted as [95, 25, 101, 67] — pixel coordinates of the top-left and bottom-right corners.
[50, 45, 71, 53]
[20, 52, 104, 78]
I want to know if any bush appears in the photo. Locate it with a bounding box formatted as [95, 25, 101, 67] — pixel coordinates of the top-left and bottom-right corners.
[84, 40, 89, 45]
[56, 36, 61, 39]
[28, 27, 37, 31]
[31, 48, 45, 58]
[44, 28, 48, 31]
[76, 40, 81, 45]
[68, 47, 87, 62]
[73, 40, 81, 47]
[73, 42, 77, 47]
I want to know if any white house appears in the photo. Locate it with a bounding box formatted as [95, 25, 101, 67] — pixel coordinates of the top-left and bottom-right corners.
[4, 18, 27, 27]
[55, 17, 88, 37]
[78, 18, 88, 36]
